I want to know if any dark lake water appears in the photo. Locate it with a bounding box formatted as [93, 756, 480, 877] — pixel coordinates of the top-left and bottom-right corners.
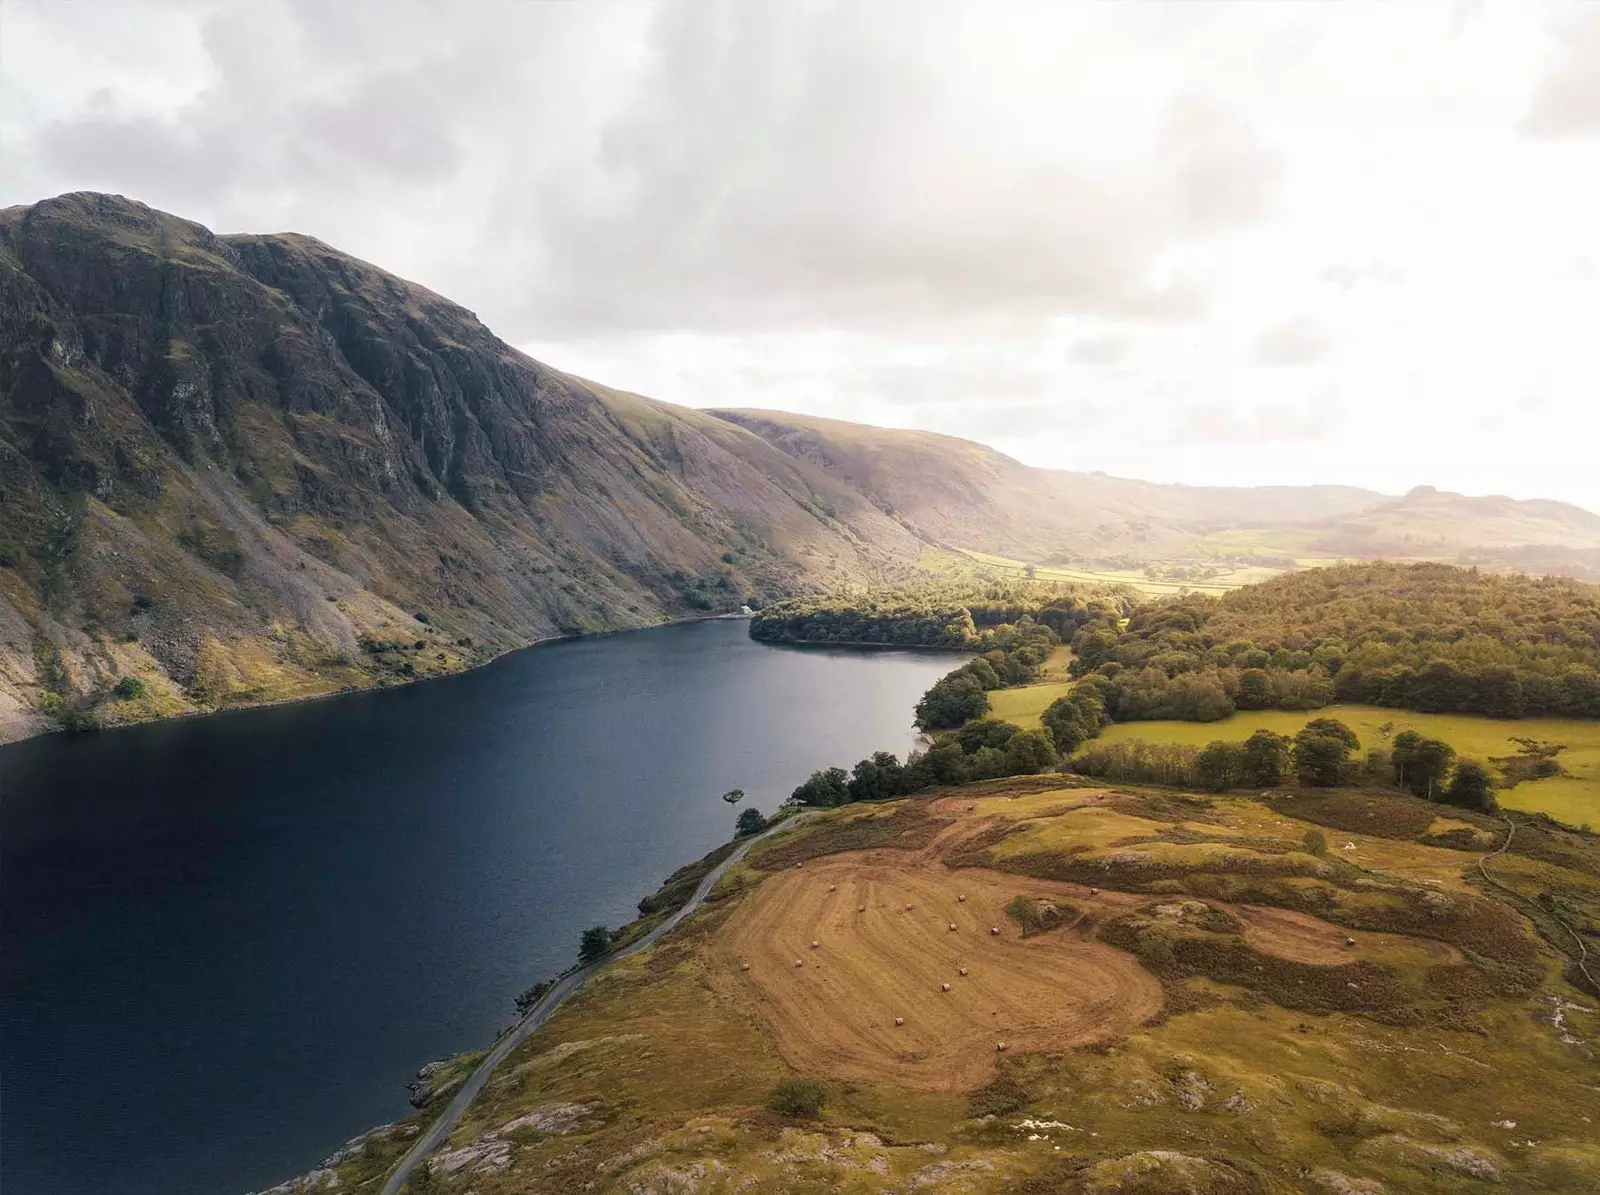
[0, 619, 957, 1195]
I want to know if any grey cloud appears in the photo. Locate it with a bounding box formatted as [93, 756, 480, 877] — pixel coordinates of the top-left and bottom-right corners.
[1522, 10, 1600, 137]
[1320, 262, 1405, 291]
[1255, 316, 1329, 366]
[5, 0, 1282, 343]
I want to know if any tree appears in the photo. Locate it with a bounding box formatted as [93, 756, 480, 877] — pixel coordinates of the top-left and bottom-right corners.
[1392, 731, 1455, 799]
[847, 752, 905, 801]
[1302, 718, 1360, 752]
[735, 807, 768, 836]
[1236, 668, 1274, 710]
[1292, 728, 1354, 787]
[1444, 760, 1496, 811]
[1303, 827, 1328, 856]
[1240, 729, 1291, 787]
[113, 675, 147, 700]
[578, 925, 612, 965]
[722, 788, 744, 806]
[791, 767, 850, 807]
[1195, 740, 1246, 791]
[1002, 728, 1058, 775]
[914, 674, 990, 729]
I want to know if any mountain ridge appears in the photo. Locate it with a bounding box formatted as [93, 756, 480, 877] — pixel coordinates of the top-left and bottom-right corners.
[2, 191, 1596, 740]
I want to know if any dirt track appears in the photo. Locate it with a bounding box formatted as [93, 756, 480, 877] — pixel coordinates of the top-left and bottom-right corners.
[713, 853, 1161, 1090]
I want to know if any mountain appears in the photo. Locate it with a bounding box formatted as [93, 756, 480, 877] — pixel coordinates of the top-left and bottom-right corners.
[0, 193, 923, 739]
[4, 193, 1597, 741]
[711, 409, 1383, 562]
[1306, 485, 1600, 579]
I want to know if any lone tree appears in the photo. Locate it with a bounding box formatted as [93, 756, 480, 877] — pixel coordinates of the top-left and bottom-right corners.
[578, 925, 612, 965]
[722, 788, 745, 807]
[735, 807, 768, 837]
[1444, 760, 1497, 812]
[766, 1077, 828, 1118]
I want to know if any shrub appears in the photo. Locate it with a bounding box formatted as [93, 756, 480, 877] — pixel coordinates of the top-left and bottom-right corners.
[1303, 827, 1328, 856]
[578, 925, 612, 965]
[735, 807, 768, 837]
[767, 1077, 828, 1118]
[114, 676, 148, 700]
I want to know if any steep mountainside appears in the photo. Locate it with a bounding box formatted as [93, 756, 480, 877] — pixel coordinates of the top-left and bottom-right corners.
[710, 408, 1383, 561]
[0, 194, 922, 738]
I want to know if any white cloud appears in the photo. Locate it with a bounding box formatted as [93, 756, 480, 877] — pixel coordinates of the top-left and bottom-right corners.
[1, 0, 1596, 509]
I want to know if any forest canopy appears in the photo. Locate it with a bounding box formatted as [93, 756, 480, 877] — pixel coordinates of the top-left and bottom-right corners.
[1071, 562, 1600, 724]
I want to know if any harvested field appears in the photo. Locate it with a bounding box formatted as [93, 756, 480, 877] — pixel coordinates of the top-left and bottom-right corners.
[1233, 905, 1463, 966]
[714, 852, 1161, 1090]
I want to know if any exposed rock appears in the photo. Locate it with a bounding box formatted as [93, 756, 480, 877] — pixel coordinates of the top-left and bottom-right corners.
[497, 1100, 600, 1137]
[428, 1137, 511, 1178]
[1307, 1169, 1388, 1195]
[1082, 1150, 1253, 1194]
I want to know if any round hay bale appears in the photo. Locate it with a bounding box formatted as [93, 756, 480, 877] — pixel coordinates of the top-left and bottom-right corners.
[948, 923, 958, 932]
[996, 1042, 1008, 1052]
[959, 967, 969, 976]
[941, 982, 951, 992]
[794, 959, 804, 967]
[810, 940, 820, 949]
[894, 1017, 904, 1026]
[1346, 936, 1357, 946]
[740, 962, 750, 971]
[1090, 887, 1099, 895]
[905, 903, 914, 910]
[957, 894, 966, 903]
[858, 904, 866, 912]
[990, 926, 1000, 936]
[829, 884, 837, 892]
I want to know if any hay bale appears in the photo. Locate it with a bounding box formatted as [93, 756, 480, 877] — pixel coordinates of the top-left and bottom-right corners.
[858, 904, 866, 912]
[905, 903, 914, 910]
[941, 983, 951, 992]
[996, 1042, 1008, 1052]
[829, 884, 837, 892]
[1346, 936, 1357, 947]
[794, 959, 804, 967]
[741, 962, 751, 971]
[959, 967, 968, 976]
[1090, 887, 1099, 895]
[810, 940, 820, 949]
[948, 923, 958, 932]
[894, 1017, 904, 1026]
[957, 894, 966, 903]
[990, 926, 1000, 935]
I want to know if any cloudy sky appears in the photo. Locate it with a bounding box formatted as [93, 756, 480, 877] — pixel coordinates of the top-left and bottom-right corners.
[4, 0, 1599, 506]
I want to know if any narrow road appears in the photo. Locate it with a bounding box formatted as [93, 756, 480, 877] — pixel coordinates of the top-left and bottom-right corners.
[379, 811, 811, 1195]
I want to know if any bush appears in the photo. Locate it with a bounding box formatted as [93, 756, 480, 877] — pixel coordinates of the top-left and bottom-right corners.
[1303, 827, 1328, 856]
[578, 925, 612, 965]
[113, 676, 148, 700]
[735, 807, 768, 837]
[766, 1078, 828, 1118]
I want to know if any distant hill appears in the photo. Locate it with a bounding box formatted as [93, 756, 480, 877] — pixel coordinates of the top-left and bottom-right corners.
[710, 409, 1382, 562]
[3, 193, 1597, 740]
[712, 411, 1600, 580]
[1308, 486, 1600, 578]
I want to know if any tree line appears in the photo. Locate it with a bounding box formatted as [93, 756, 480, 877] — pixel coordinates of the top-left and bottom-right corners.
[1071, 716, 1496, 811]
[750, 581, 1128, 649]
[1068, 562, 1600, 724]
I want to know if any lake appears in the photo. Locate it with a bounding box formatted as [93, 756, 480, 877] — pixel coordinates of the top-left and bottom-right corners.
[0, 619, 958, 1195]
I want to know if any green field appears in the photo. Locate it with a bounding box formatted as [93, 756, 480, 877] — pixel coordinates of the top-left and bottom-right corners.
[985, 681, 1076, 728]
[984, 685, 1600, 828]
[1091, 704, 1600, 828]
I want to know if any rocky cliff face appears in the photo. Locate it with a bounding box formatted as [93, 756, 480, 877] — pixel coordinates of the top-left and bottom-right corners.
[0, 193, 921, 738]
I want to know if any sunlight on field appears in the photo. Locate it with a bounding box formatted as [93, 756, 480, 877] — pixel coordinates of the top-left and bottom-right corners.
[985, 681, 1076, 728]
[1091, 704, 1600, 828]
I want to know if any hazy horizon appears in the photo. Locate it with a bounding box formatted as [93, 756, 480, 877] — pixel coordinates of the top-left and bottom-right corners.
[4, 0, 1597, 506]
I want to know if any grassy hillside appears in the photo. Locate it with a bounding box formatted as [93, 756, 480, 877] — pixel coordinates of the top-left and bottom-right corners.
[268, 783, 1600, 1195]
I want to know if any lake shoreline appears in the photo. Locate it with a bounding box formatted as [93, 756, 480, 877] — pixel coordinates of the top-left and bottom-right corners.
[0, 611, 757, 751]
